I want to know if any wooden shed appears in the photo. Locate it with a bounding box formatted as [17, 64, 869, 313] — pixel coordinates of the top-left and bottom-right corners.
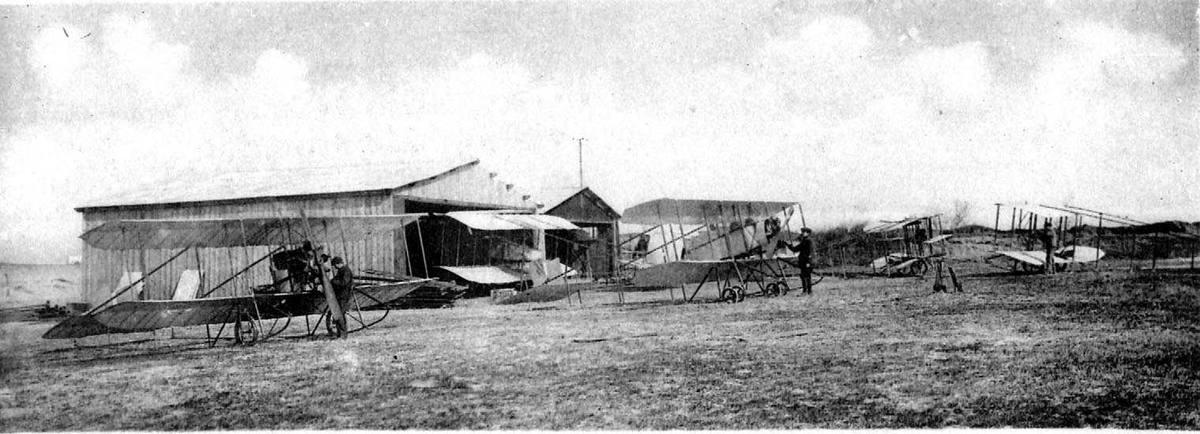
[74, 159, 538, 307]
[542, 187, 622, 280]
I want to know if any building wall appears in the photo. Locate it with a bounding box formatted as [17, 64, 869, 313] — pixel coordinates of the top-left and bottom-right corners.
[80, 162, 538, 307]
[395, 163, 535, 210]
[80, 193, 393, 307]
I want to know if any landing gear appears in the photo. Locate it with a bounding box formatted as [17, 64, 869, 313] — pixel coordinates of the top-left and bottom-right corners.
[234, 318, 259, 346]
[721, 286, 745, 303]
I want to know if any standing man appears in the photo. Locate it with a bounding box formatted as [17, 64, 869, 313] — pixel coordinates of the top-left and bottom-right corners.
[1040, 221, 1058, 275]
[781, 228, 815, 294]
[329, 256, 354, 338]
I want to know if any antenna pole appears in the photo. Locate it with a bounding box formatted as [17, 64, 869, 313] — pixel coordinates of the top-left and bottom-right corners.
[576, 137, 586, 188]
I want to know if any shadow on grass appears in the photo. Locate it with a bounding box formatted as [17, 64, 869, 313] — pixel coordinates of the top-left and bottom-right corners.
[496, 285, 577, 305]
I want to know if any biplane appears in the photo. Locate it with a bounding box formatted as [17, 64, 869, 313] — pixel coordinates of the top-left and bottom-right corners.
[992, 246, 1106, 273]
[620, 199, 809, 303]
[989, 203, 1112, 273]
[863, 215, 950, 277]
[426, 211, 580, 294]
[44, 214, 443, 345]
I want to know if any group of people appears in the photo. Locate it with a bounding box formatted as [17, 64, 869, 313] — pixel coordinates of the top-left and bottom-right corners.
[270, 241, 355, 303]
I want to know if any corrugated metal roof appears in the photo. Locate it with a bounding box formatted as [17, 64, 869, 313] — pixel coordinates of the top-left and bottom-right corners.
[78, 159, 479, 210]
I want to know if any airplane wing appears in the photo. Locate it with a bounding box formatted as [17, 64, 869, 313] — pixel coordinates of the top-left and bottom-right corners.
[444, 212, 578, 231]
[995, 250, 1048, 266]
[44, 280, 438, 339]
[629, 258, 795, 288]
[43, 292, 326, 339]
[622, 198, 798, 225]
[436, 265, 525, 285]
[80, 214, 426, 250]
[994, 246, 1106, 267]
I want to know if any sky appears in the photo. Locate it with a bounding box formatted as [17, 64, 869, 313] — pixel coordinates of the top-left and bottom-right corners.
[0, 0, 1197, 263]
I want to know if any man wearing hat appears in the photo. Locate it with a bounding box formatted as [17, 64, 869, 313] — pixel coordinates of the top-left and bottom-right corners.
[781, 227, 815, 294]
[330, 256, 355, 325]
[1039, 221, 1058, 275]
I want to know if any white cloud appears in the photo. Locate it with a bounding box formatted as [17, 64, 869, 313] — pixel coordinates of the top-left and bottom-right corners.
[252, 49, 310, 98]
[904, 41, 994, 110]
[2, 11, 1196, 263]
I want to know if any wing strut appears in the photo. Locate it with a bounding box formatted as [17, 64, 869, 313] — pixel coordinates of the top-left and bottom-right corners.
[85, 247, 192, 315]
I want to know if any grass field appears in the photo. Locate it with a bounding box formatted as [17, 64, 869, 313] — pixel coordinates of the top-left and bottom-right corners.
[2, 268, 1199, 429]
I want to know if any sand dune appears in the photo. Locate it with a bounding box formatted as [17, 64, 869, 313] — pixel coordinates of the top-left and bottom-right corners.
[1, 264, 80, 309]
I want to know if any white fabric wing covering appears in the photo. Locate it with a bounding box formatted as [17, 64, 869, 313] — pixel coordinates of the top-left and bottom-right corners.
[445, 212, 578, 231]
[81, 214, 424, 250]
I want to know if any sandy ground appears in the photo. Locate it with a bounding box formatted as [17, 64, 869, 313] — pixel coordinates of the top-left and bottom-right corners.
[2, 266, 1198, 429]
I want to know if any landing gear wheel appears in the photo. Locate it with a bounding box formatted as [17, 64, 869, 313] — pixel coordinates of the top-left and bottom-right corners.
[778, 281, 790, 296]
[734, 286, 746, 303]
[910, 260, 928, 277]
[721, 287, 739, 303]
[234, 318, 258, 346]
[766, 283, 780, 297]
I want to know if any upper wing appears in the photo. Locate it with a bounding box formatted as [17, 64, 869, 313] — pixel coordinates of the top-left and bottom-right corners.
[81, 214, 425, 250]
[444, 212, 578, 231]
[622, 198, 800, 225]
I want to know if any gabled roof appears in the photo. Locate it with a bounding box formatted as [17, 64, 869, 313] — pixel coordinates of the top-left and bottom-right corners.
[77, 159, 482, 211]
[543, 187, 621, 223]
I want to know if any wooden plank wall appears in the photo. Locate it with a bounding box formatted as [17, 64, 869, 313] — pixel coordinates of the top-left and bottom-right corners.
[80, 193, 393, 306]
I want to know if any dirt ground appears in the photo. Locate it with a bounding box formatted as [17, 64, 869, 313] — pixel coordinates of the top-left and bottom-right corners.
[2, 267, 1199, 430]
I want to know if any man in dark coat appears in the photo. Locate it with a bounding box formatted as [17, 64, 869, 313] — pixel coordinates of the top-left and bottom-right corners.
[781, 228, 815, 294]
[1040, 221, 1058, 275]
[330, 256, 354, 309]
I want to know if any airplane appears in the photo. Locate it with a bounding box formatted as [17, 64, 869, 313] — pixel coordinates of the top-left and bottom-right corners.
[862, 215, 951, 277]
[423, 211, 580, 295]
[44, 214, 448, 346]
[989, 203, 1109, 274]
[619, 199, 810, 303]
[992, 245, 1106, 274]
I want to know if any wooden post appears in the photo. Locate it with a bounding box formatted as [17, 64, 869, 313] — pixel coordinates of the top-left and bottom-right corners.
[932, 260, 946, 292]
[1123, 236, 1132, 269]
[1096, 213, 1104, 271]
[1191, 240, 1196, 270]
[1009, 207, 1016, 248]
[993, 204, 1001, 245]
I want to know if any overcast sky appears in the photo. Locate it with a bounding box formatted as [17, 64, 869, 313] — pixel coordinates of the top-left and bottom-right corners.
[1, 1, 1197, 263]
